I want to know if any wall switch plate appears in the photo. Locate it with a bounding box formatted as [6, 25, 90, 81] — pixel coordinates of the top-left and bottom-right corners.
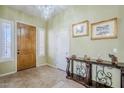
[113, 48, 118, 53]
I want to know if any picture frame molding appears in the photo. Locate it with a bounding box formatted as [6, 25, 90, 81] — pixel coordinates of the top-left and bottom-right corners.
[91, 17, 118, 40]
[72, 20, 89, 38]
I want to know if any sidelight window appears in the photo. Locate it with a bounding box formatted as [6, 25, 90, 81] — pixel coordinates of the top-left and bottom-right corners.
[0, 19, 14, 62]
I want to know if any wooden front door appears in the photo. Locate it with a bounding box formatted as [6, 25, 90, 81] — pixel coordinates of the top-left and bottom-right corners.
[17, 23, 36, 71]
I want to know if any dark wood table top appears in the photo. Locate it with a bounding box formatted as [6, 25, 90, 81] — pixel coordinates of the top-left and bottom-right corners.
[67, 57, 124, 69]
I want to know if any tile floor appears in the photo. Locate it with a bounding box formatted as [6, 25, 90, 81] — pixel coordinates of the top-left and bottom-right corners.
[0, 66, 85, 88]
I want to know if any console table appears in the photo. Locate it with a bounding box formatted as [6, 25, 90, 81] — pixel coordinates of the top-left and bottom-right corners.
[66, 57, 124, 88]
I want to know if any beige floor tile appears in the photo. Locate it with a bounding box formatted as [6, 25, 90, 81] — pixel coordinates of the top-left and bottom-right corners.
[0, 66, 85, 88]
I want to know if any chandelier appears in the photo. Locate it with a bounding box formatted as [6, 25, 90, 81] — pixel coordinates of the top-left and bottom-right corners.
[37, 5, 66, 20]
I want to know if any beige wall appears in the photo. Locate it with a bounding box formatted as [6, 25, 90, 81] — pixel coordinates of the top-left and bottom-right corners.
[0, 5, 124, 87]
[47, 5, 124, 87]
[118, 6, 124, 63]
[0, 6, 46, 76]
[48, 5, 124, 65]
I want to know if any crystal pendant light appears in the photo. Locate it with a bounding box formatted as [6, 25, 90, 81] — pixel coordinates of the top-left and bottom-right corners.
[37, 5, 66, 20]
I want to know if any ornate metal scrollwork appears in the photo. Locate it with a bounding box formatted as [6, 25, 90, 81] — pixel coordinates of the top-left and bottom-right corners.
[76, 63, 87, 77]
[96, 65, 112, 87]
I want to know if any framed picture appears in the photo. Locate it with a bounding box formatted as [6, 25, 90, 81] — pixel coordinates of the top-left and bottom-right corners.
[91, 18, 118, 40]
[72, 20, 89, 37]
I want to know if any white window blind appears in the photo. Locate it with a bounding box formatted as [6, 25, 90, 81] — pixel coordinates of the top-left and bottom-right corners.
[37, 28, 45, 56]
[0, 19, 14, 62]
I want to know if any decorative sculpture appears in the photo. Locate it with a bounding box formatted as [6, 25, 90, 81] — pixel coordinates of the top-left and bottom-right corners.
[71, 55, 76, 59]
[84, 55, 88, 60]
[108, 54, 118, 65]
[96, 56, 103, 62]
[96, 58, 103, 62]
[83, 55, 90, 61]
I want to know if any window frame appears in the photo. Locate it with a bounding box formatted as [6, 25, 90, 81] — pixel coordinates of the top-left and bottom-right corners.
[37, 27, 45, 57]
[0, 18, 14, 62]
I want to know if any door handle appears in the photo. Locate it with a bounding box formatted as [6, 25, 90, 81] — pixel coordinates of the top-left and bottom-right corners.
[17, 51, 20, 54]
[17, 49, 20, 54]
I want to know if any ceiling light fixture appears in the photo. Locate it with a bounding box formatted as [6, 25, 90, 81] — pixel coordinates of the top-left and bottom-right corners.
[37, 5, 66, 20]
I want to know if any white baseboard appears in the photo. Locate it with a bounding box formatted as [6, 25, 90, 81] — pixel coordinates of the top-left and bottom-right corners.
[36, 63, 48, 67]
[37, 63, 63, 71]
[47, 64, 66, 72]
[37, 63, 57, 69]
[47, 64, 57, 69]
[0, 71, 16, 77]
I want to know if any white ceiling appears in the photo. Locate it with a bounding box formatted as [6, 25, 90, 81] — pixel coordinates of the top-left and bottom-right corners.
[7, 5, 67, 20]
